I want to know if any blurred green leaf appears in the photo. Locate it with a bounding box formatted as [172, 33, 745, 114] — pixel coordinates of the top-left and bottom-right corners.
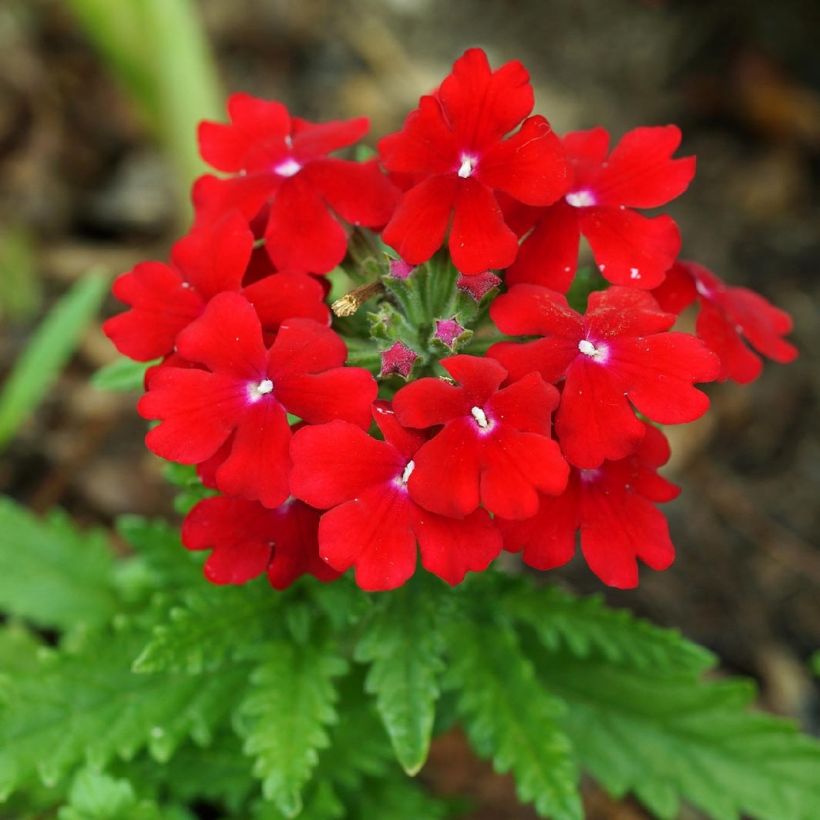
[0, 497, 118, 631]
[92, 357, 154, 392]
[66, 0, 223, 215]
[0, 272, 107, 449]
[0, 225, 40, 322]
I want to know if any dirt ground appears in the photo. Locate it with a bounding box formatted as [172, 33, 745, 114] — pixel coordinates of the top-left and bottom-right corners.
[0, 1, 817, 817]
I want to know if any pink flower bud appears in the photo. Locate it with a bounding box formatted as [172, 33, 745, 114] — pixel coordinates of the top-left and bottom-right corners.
[380, 340, 418, 378]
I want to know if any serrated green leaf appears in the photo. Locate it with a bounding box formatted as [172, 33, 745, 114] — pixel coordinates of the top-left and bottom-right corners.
[115, 515, 202, 588]
[354, 581, 447, 774]
[58, 768, 160, 820]
[0, 497, 118, 630]
[446, 620, 582, 820]
[236, 641, 348, 817]
[346, 775, 451, 820]
[0, 626, 248, 800]
[92, 357, 155, 392]
[134, 583, 282, 674]
[537, 651, 820, 820]
[0, 272, 107, 449]
[504, 581, 713, 672]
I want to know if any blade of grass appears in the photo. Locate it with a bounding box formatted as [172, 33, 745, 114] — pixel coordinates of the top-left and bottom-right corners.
[0, 272, 108, 449]
[66, 0, 223, 218]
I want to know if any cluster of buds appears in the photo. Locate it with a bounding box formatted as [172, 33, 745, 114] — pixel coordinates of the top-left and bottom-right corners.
[104, 49, 796, 591]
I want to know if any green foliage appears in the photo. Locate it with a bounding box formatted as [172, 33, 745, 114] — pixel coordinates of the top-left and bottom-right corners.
[66, 0, 223, 215]
[92, 357, 155, 392]
[58, 768, 161, 820]
[0, 272, 108, 449]
[0, 499, 118, 630]
[538, 650, 820, 820]
[236, 640, 348, 817]
[1, 493, 819, 820]
[0, 224, 40, 322]
[354, 578, 448, 774]
[505, 580, 713, 672]
[446, 618, 582, 820]
[0, 622, 247, 799]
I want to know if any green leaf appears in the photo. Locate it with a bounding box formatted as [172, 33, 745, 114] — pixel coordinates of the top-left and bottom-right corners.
[134, 583, 282, 674]
[236, 641, 348, 817]
[504, 581, 713, 673]
[446, 620, 582, 820]
[0, 224, 40, 321]
[115, 516, 202, 589]
[92, 357, 155, 392]
[66, 0, 222, 217]
[0, 497, 118, 630]
[0, 273, 108, 449]
[346, 776, 450, 820]
[354, 581, 447, 774]
[0, 624, 248, 799]
[538, 651, 820, 820]
[58, 768, 161, 820]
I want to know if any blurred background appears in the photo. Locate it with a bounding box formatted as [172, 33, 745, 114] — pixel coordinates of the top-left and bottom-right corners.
[0, 1, 817, 816]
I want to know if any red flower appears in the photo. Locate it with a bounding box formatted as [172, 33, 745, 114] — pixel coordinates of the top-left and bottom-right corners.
[182, 495, 339, 588]
[379, 48, 568, 275]
[103, 212, 329, 361]
[653, 261, 798, 383]
[507, 126, 696, 291]
[489, 285, 720, 468]
[196, 93, 399, 273]
[499, 423, 679, 588]
[290, 403, 502, 590]
[392, 355, 568, 519]
[138, 292, 377, 508]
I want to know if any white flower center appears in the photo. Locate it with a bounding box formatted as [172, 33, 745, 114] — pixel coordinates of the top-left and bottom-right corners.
[578, 339, 608, 362]
[565, 189, 596, 208]
[471, 406, 491, 430]
[274, 157, 302, 177]
[629, 267, 641, 280]
[401, 460, 415, 485]
[248, 378, 274, 401]
[457, 153, 478, 179]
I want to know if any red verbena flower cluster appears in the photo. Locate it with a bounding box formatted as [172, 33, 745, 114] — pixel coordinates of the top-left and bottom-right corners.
[105, 48, 797, 592]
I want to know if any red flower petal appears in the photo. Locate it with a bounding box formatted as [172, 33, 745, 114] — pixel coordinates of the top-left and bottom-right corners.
[104, 262, 203, 361]
[170, 212, 253, 300]
[438, 48, 534, 149]
[580, 207, 681, 288]
[264, 175, 348, 273]
[243, 273, 330, 331]
[593, 126, 696, 209]
[378, 96, 458, 175]
[696, 300, 763, 384]
[441, 355, 508, 406]
[477, 116, 568, 206]
[392, 376, 469, 429]
[450, 178, 519, 274]
[651, 261, 698, 314]
[305, 158, 399, 228]
[182, 496, 274, 583]
[487, 372, 558, 433]
[407, 418, 482, 518]
[499, 479, 579, 571]
[290, 421, 403, 509]
[609, 332, 719, 423]
[563, 127, 610, 169]
[480, 428, 568, 519]
[319, 485, 417, 591]
[139, 368, 246, 463]
[556, 357, 647, 467]
[505, 203, 580, 292]
[579, 485, 675, 588]
[275, 367, 377, 429]
[213, 399, 291, 508]
[372, 401, 426, 461]
[413, 506, 502, 585]
[490, 283, 583, 338]
[381, 175, 458, 266]
[291, 115, 369, 159]
[585, 287, 675, 338]
[266, 319, 347, 378]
